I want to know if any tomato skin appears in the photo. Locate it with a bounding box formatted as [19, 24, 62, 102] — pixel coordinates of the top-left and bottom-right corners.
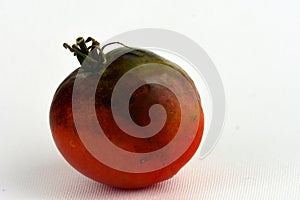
[50, 48, 204, 189]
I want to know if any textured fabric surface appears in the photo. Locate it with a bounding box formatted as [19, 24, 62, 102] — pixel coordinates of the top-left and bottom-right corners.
[1, 151, 300, 199]
[1, 0, 300, 199]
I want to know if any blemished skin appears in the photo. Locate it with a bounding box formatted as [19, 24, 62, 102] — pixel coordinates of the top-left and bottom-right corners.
[49, 37, 204, 189]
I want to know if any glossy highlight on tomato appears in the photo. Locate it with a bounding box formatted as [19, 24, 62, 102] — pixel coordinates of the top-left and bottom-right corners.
[49, 37, 204, 189]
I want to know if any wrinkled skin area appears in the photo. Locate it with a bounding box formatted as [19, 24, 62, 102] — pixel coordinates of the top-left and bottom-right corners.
[49, 48, 204, 188]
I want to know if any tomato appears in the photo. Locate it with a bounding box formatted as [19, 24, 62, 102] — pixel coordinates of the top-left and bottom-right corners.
[49, 37, 204, 189]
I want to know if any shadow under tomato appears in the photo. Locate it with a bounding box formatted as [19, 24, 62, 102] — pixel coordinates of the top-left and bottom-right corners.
[10, 158, 179, 199]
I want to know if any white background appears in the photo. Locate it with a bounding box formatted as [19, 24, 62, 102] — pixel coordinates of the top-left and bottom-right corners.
[1, 0, 300, 199]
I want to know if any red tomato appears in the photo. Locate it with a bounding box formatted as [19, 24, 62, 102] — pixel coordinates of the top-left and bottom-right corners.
[49, 37, 204, 189]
